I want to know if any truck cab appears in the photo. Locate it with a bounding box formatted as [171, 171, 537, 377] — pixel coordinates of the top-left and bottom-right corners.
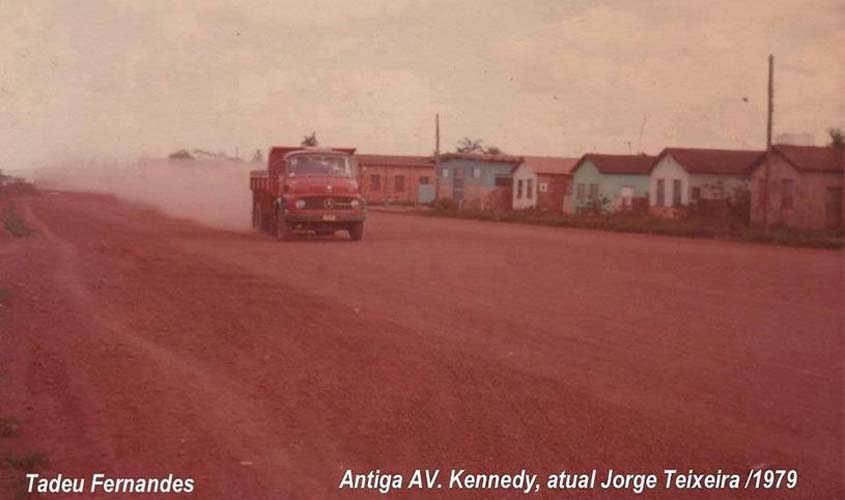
[250, 146, 366, 241]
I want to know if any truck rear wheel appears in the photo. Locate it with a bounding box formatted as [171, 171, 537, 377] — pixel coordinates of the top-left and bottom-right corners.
[348, 222, 364, 241]
[276, 217, 294, 241]
[252, 202, 261, 230]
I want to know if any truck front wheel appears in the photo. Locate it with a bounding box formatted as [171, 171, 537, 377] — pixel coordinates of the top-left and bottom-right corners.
[276, 217, 294, 241]
[348, 222, 364, 241]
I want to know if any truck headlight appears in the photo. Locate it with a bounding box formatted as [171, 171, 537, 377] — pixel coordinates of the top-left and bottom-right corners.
[350, 199, 361, 209]
[294, 199, 306, 209]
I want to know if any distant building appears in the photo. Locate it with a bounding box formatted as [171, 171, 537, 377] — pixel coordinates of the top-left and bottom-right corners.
[648, 148, 764, 217]
[355, 154, 435, 205]
[565, 154, 656, 214]
[435, 153, 522, 209]
[511, 156, 577, 212]
[166, 148, 242, 162]
[168, 149, 195, 160]
[750, 145, 844, 230]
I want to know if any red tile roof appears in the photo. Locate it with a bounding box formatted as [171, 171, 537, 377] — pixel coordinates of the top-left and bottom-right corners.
[436, 152, 523, 164]
[521, 156, 579, 175]
[657, 148, 765, 175]
[355, 154, 434, 168]
[572, 153, 657, 175]
[769, 145, 844, 173]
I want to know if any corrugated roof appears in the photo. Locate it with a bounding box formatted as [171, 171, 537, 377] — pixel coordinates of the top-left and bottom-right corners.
[521, 156, 579, 175]
[658, 148, 765, 175]
[573, 153, 657, 175]
[355, 154, 434, 168]
[770, 145, 844, 173]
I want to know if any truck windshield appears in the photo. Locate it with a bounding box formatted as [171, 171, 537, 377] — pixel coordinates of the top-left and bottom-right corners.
[286, 155, 352, 177]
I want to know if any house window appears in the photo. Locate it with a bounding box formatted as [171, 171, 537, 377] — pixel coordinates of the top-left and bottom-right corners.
[656, 179, 665, 206]
[781, 179, 794, 209]
[691, 187, 701, 203]
[576, 183, 586, 201]
[394, 175, 405, 192]
[419, 176, 429, 185]
[539, 182, 548, 193]
[672, 179, 682, 207]
[517, 179, 524, 199]
[472, 167, 481, 178]
[441, 167, 449, 179]
[527, 179, 534, 199]
[370, 175, 381, 191]
[589, 183, 599, 199]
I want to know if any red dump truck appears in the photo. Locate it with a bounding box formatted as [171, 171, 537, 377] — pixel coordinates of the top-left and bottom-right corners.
[249, 146, 366, 241]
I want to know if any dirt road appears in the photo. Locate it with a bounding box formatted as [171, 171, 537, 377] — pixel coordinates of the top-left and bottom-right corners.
[1, 192, 842, 499]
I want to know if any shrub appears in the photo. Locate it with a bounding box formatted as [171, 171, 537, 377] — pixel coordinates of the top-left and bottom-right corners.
[2, 208, 30, 237]
[432, 197, 458, 210]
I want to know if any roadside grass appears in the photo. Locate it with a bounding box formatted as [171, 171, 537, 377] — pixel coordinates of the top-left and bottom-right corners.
[2, 452, 48, 471]
[2, 207, 30, 237]
[417, 208, 845, 249]
[1, 450, 48, 500]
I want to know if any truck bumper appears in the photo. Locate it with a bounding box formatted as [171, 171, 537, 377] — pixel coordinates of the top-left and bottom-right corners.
[283, 213, 365, 225]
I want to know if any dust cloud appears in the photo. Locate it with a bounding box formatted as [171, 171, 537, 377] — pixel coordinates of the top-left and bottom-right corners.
[33, 158, 258, 231]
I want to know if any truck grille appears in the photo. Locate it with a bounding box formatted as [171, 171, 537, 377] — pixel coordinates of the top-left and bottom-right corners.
[302, 196, 355, 210]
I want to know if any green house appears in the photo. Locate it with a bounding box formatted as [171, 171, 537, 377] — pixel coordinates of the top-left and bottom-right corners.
[564, 154, 656, 214]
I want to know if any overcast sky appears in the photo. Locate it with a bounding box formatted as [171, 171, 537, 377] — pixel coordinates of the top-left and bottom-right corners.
[1, 0, 842, 169]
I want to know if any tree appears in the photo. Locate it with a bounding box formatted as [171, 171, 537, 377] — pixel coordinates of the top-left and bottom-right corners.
[456, 137, 484, 153]
[251, 149, 264, 163]
[828, 127, 844, 148]
[301, 131, 319, 147]
[484, 145, 503, 155]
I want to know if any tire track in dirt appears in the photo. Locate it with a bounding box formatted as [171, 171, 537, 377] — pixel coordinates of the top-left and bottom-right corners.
[22, 196, 323, 499]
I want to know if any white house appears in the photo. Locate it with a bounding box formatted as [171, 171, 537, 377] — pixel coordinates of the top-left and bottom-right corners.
[511, 156, 577, 211]
[648, 148, 764, 215]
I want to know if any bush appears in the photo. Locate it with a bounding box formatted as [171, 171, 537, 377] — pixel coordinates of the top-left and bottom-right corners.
[2, 208, 30, 237]
[432, 197, 458, 210]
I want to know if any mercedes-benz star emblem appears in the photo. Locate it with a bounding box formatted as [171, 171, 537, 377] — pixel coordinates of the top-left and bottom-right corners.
[323, 198, 335, 209]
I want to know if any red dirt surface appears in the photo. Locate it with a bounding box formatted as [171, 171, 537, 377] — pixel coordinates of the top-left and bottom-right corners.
[1, 192, 842, 499]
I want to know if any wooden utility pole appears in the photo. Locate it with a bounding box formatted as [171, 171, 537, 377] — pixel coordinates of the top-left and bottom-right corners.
[767, 55, 774, 148]
[435, 113, 441, 155]
[762, 54, 774, 228]
[637, 115, 648, 154]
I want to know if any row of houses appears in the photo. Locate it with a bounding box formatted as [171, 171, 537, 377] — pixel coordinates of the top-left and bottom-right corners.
[353, 144, 844, 231]
[355, 153, 577, 211]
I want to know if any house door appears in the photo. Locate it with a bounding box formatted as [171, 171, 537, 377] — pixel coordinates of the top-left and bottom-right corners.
[494, 176, 513, 209]
[619, 186, 634, 211]
[453, 167, 465, 203]
[825, 186, 843, 230]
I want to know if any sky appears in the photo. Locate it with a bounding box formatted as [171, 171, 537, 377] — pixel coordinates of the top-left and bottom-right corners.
[1, 0, 843, 171]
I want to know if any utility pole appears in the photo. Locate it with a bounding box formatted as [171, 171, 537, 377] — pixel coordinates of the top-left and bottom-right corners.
[435, 113, 441, 155]
[434, 113, 442, 201]
[637, 115, 648, 154]
[762, 54, 774, 229]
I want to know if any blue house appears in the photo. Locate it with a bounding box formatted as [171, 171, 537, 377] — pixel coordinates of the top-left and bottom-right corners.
[564, 154, 656, 214]
[435, 153, 522, 209]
